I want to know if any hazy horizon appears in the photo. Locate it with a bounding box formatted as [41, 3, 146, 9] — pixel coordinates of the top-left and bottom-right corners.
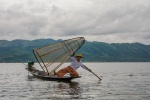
[0, 37, 149, 45]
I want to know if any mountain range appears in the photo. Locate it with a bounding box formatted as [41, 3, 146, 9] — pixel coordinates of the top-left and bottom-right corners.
[0, 38, 150, 62]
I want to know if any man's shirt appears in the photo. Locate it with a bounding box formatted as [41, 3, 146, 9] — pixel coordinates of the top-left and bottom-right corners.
[69, 57, 87, 70]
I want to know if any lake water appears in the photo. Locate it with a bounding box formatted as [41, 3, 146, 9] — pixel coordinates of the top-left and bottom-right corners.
[0, 63, 150, 100]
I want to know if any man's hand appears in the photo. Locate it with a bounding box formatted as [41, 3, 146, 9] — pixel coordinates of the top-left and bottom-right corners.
[71, 51, 75, 57]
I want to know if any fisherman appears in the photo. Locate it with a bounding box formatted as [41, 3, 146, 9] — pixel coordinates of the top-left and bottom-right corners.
[55, 53, 91, 78]
[28, 61, 34, 71]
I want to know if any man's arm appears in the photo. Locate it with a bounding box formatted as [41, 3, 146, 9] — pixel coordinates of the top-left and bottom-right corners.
[70, 57, 76, 62]
[81, 64, 92, 72]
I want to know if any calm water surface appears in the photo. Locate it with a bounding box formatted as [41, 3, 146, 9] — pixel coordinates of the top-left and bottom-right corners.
[0, 63, 150, 100]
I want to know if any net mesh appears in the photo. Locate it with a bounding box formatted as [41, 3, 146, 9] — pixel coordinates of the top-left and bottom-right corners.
[33, 37, 85, 75]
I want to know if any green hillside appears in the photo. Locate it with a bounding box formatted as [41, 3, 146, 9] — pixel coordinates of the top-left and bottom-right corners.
[0, 39, 150, 62]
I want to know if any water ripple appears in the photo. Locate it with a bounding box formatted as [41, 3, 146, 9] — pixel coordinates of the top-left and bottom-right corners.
[0, 63, 150, 100]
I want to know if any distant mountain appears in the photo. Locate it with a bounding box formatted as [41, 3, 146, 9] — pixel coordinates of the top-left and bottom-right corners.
[0, 38, 150, 62]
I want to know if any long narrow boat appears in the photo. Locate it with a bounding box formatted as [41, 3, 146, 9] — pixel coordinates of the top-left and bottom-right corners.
[26, 67, 81, 81]
[26, 37, 85, 81]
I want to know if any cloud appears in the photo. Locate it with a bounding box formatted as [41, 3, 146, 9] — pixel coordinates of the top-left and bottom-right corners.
[0, 0, 150, 44]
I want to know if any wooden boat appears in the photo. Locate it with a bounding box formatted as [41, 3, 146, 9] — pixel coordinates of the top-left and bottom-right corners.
[26, 67, 81, 81]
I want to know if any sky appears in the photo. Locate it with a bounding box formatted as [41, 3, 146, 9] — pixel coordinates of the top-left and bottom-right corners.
[0, 0, 150, 44]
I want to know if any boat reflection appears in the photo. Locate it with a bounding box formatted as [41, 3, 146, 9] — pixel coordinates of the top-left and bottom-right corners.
[56, 81, 82, 99]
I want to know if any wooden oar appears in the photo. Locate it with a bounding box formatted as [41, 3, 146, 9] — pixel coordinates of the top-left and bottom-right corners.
[84, 65, 102, 80]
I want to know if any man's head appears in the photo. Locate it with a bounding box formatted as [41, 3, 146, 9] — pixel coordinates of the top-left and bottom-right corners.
[76, 54, 84, 61]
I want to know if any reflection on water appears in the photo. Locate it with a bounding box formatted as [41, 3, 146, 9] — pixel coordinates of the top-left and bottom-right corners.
[25, 75, 84, 99]
[0, 63, 150, 100]
[53, 81, 81, 99]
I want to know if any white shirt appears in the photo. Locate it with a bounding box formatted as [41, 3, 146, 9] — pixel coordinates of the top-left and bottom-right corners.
[69, 57, 87, 70]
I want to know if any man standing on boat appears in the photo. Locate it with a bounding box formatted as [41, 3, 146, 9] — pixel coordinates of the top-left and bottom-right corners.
[55, 53, 91, 78]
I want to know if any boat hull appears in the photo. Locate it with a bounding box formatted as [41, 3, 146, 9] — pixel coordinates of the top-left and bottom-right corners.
[26, 68, 81, 81]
